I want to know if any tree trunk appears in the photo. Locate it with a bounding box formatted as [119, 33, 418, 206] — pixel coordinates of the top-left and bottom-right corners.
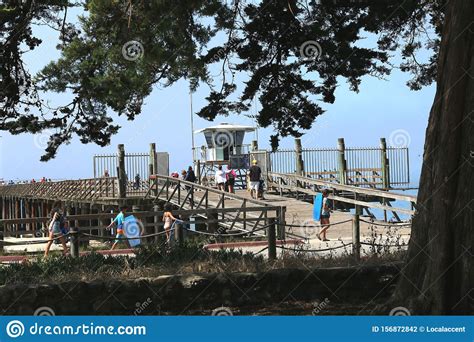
[394, 0, 473, 314]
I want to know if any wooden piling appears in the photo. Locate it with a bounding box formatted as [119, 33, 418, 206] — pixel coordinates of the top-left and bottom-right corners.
[337, 138, 347, 185]
[0, 222, 4, 253]
[207, 211, 218, 233]
[149, 143, 157, 176]
[175, 217, 184, 245]
[352, 214, 360, 262]
[117, 144, 127, 198]
[70, 226, 79, 258]
[267, 217, 277, 260]
[277, 206, 286, 240]
[295, 138, 304, 176]
[380, 138, 389, 221]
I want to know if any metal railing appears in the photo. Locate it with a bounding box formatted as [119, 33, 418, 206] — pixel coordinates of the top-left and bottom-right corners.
[269, 145, 410, 188]
[193, 144, 252, 162]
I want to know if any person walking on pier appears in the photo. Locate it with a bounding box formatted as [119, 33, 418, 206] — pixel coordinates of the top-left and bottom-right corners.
[317, 189, 332, 241]
[44, 204, 69, 257]
[185, 166, 196, 183]
[248, 160, 262, 199]
[107, 206, 130, 250]
[216, 165, 226, 191]
[163, 204, 177, 244]
[184, 166, 196, 206]
[226, 167, 236, 193]
[134, 173, 141, 190]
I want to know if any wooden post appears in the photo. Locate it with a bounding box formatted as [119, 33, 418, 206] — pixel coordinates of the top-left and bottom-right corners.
[295, 138, 304, 176]
[207, 211, 218, 233]
[0, 222, 4, 253]
[277, 207, 286, 240]
[267, 217, 277, 260]
[380, 138, 389, 221]
[337, 138, 347, 185]
[153, 205, 161, 243]
[70, 226, 80, 258]
[149, 143, 157, 176]
[196, 160, 201, 184]
[100, 205, 108, 238]
[117, 144, 127, 198]
[380, 138, 390, 190]
[352, 214, 360, 262]
[175, 217, 185, 245]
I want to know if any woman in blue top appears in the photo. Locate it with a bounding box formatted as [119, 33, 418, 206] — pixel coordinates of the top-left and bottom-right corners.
[107, 206, 130, 250]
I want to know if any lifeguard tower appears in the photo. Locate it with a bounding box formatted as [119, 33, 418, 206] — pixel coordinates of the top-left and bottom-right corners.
[193, 123, 257, 188]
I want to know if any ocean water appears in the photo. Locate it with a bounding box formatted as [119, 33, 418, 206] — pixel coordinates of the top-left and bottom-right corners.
[348, 187, 418, 222]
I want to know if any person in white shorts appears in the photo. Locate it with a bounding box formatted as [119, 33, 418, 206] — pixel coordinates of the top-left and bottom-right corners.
[248, 160, 262, 199]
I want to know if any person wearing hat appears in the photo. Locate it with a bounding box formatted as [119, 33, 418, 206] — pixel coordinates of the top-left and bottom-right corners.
[248, 159, 262, 199]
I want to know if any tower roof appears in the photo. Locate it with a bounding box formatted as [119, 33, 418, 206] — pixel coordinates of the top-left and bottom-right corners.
[194, 123, 256, 134]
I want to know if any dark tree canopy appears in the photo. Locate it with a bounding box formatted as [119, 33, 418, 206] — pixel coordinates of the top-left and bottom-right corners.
[1, 0, 443, 159]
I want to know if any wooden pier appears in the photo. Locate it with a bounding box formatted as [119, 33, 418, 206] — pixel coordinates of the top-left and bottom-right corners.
[0, 140, 416, 261]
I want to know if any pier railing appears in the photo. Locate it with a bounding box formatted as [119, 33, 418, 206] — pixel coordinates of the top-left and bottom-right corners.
[269, 138, 410, 189]
[267, 172, 416, 220]
[0, 207, 283, 260]
[146, 175, 286, 237]
[0, 178, 118, 201]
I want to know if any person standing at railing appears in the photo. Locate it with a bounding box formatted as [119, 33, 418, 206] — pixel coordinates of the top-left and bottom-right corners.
[106, 206, 130, 250]
[44, 203, 69, 257]
[317, 189, 332, 241]
[163, 204, 177, 244]
[215, 165, 226, 191]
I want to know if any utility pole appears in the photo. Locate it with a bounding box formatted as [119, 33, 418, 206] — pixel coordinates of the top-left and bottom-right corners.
[190, 91, 195, 164]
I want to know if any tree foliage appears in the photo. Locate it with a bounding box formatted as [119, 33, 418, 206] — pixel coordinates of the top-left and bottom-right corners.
[1, 0, 445, 159]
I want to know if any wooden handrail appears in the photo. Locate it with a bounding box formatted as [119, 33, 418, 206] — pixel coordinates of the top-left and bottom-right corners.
[268, 172, 417, 203]
[149, 174, 271, 207]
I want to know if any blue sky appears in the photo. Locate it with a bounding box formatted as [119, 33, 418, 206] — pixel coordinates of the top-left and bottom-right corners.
[0, 10, 435, 187]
